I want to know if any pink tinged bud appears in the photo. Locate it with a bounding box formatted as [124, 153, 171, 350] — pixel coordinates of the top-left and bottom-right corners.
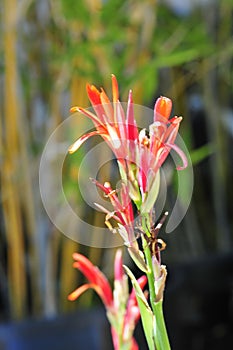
[114, 249, 124, 282]
[154, 96, 172, 122]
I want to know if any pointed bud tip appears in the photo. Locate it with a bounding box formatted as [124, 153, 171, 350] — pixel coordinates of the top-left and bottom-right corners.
[70, 106, 80, 113]
[68, 147, 75, 154]
[67, 294, 74, 301]
[111, 74, 119, 102]
[154, 96, 172, 121]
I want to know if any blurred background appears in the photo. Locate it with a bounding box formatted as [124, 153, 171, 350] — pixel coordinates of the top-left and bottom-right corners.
[0, 0, 233, 349]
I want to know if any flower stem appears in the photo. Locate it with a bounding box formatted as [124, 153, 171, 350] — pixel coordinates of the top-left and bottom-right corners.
[153, 301, 171, 350]
[141, 214, 171, 350]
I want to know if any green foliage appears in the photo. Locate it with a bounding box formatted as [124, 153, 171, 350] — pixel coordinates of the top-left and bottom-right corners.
[190, 143, 214, 165]
[124, 265, 156, 350]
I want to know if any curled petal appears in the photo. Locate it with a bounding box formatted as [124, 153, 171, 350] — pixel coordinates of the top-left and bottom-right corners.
[69, 130, 106, 154]
[166, 143, 188, 170]
[68, 283, 95, 301]
[70, 106, 106, 128]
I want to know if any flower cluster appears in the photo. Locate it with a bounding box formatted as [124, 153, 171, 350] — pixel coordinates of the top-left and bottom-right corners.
[68, 250, 147, 350]
[68, 75, 188, 350]
[69, 74, 187, 213]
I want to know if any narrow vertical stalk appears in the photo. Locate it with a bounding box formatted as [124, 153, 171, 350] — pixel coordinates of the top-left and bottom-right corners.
[3, 0, 27, 319]
[153, 301, 171, 350]
[141, 213, 171, 350]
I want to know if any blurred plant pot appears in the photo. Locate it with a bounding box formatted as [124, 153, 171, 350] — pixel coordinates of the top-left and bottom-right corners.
[0, 308, 112, 350]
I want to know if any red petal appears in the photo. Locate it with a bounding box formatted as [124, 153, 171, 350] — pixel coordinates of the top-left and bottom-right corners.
[72, 253, 113, 307]
[70, 106, 106, 128]
[68, 283, 94, 301]
[100, 89, 114, 122]
[111, 74, 119, 102]
[86, 84, 101, 105]
[126, 90, 138, 141]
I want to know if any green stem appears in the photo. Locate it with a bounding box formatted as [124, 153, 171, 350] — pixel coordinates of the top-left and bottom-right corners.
[141, 213, 171, 350]
[153, 301, 171, 350]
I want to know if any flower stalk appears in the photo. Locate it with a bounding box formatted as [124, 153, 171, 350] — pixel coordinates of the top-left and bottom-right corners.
[68, 250, 147, 350]
[141, 213, 171, 350]
[68, 75, 188, 349]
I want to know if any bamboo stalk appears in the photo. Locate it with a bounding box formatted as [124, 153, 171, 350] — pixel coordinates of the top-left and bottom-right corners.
[59, 74, 88, 311]
[2, 0, 27, 319]
[202, 4, 231, 251]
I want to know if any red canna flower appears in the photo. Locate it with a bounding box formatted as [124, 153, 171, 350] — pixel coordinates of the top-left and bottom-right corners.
[68, 252, 113, 308]
[68, 250, 147, 350]
[69, 76, 187, 212]
[69, 75, 138, 168]
[138, 96, 188, 209]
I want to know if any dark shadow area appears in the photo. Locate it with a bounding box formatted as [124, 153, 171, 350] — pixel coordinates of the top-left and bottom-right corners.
[0, 308, 112, 350]
[164, 253, 233, 349]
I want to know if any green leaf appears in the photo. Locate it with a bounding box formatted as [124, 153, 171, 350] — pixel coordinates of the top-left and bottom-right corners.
[141, 170, 160, 214]
[190, 143, 214, 165]
[127, 246, 148, 273]
[123, 265, 156, 350]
